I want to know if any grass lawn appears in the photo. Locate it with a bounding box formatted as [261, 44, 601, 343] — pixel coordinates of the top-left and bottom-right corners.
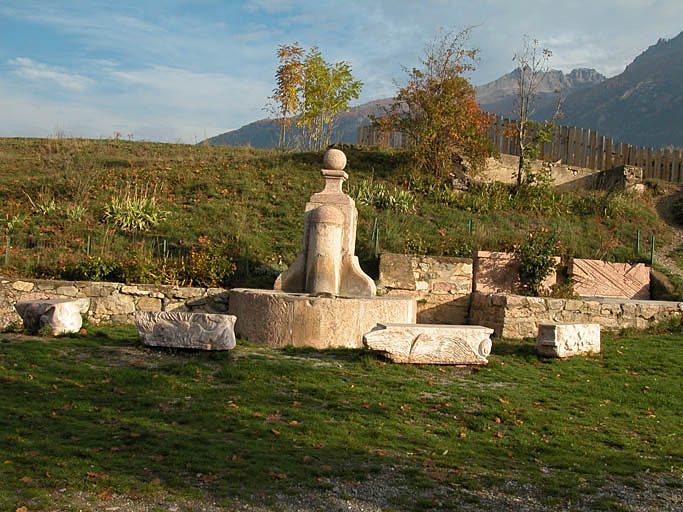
[0, 324, 681, 511]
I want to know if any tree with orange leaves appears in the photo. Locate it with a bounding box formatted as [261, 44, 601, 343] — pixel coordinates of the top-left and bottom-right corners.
[373, 27, 495, 179]
[270, 42, 305, 150]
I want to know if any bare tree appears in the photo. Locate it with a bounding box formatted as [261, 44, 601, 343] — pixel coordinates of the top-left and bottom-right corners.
[513, 36, 561, 186]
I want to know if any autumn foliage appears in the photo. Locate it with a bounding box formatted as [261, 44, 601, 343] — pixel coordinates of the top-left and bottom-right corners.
[373, 28, 495, 178]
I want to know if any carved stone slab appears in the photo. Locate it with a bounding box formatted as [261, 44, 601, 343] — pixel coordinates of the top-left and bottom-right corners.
[135, 312, 236, 350]
[363, 323, 493, 364]
[536, 323, 600, 358]
[15, 299, 83, 335]
[569, 259, 649, 299]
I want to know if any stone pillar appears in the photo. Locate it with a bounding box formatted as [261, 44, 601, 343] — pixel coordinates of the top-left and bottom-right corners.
[305, 205, 344, 295]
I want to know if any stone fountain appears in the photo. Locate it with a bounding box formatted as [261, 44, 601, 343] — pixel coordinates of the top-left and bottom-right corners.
[228, 149, 416, 349]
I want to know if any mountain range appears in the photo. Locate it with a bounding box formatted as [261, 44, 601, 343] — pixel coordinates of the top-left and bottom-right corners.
[206, 32, 683, 150]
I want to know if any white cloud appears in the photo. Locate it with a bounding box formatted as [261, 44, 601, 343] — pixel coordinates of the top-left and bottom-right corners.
[0, 63, 272, 143]
[9, 57, 93, 91]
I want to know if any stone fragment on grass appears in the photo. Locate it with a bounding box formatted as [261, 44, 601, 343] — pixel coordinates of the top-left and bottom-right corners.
[135, 311, 236, 350]
[363, 323, 493, 364]
[536, 323, 600, 358]
[15, 299, 83, 335]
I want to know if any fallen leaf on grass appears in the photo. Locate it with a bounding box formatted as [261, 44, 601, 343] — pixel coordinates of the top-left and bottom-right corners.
[20, 476, 33, 484]
[15, 507, 28, 512]
[494, 432, 504, 438]
[97, 488, 112, 501]
[426, 471, 447, 482]
[312, 442, 325, 448]
[269, 472, 287, 480]
[148, 455, 164, 461]
[459, 432, 467, 438]
[320, 465, 333, 471]
[292, 401, 302, 407]
[86, 472, 101, 481]
[231, 455, 245, 462]
[271, 429, 280, 436]
[151, 478, 162, 485]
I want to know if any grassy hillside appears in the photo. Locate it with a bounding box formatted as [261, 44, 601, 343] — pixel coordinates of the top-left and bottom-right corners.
[0, 137, 671, 288]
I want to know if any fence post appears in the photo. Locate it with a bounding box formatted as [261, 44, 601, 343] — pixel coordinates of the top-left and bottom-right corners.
[673, 150, 682, 182]
[4, 235, 9, 266]
[636, 230, 640, 256]
[650, 235, 655, 266]
[86, 235, 91, 256]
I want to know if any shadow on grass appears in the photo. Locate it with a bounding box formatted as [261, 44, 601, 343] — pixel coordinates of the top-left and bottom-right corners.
[491, 338, 538, 358]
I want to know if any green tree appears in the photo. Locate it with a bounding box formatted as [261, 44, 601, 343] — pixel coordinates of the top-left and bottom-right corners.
[297, 47, 363, 150]
[373, 27, 495, 179]
[269, 42, 305, 150]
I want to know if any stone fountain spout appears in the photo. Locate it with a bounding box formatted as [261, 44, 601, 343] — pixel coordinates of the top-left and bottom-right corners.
[274, 149, 376, 297]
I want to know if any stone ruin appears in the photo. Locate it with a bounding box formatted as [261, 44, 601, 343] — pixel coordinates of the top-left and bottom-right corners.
[229, 149, 415, 349]
[230, 149, 494, 363]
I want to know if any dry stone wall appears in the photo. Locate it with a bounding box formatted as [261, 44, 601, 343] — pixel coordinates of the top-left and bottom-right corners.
[469, 291, 683, 339]
[0, 276, 228, 329]
[377, 253, 472, 324]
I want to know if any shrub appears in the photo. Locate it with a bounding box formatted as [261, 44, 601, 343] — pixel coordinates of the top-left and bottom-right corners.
[62, 256, 124, 282]
[351, 180, 416, 213]
[185, 235, 237, 287]
[103, 184, 168, 233]
[515, 228, 561, 296]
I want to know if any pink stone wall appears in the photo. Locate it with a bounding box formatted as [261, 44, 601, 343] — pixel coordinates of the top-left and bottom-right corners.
[473, 251, 559, 295]
[569, 259, 650, 299]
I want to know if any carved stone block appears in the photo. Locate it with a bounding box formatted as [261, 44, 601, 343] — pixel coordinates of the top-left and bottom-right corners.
[135, 312, 236, 350]
[363, 323, 493, 364]
[15, 299, 83, 335]
[536, 323, 600, 358]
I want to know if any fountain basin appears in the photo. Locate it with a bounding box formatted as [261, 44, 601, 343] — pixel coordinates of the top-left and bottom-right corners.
[229, 288, 416, 349]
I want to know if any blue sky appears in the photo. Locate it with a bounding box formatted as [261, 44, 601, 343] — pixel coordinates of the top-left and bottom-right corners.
[0, 0, 681, 142]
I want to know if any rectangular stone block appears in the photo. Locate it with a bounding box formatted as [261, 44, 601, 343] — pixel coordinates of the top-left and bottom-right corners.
[363, 323, 493, 364]
[536, 323, 600, 358]
[473, 251, 558, 295]
[135, 311, 236, 350]
[569, 259, 650, 299]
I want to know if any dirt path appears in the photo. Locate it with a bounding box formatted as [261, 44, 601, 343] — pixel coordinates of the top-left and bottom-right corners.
[654, 187, 683, 277]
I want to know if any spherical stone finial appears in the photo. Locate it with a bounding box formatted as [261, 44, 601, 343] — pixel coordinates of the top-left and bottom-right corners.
[323, 148, 347, 171]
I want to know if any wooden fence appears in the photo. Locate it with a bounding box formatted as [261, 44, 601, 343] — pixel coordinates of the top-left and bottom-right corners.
[357, 118, 683, 181]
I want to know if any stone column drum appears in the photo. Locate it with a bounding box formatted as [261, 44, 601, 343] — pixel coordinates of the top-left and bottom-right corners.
[305, 205, 345, 295]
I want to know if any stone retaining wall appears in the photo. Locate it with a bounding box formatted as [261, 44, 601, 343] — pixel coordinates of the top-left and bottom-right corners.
[0, 276, 228, 328]
[469, 291, 683, 339]
[377, 253, 472, 324]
